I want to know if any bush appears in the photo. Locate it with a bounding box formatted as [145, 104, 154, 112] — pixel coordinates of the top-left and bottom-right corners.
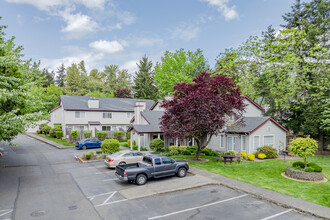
[97, 131, 108, 141]
[125, 132, 130, 140]
[149, 138, 164, 150]
[161, 150, 179, 156]
[39, 123, 49, 133]
[121, 142, 128, 147]
[258, 153, 266, 159]
[181, 149, 191, 155]
[96, 150, 103, 155]
[289, 137, 318, 168]
[240, 151, 247, 159]
[228, 150, 237, 155]
[305, 167, 314, 172]
[114, 131, 124, 142]
[37, 130, 41, 134]
[256, 146, 278, 159]
[209, 151, 219, 157]
[101, 138, 120, 154]
[169, 146, 178, 150]
[42, 125, 51, 134]
[247, 154, 255, 161]
[84, 132, 92, 138]
[187, 146, 198, 153]
[179, 146, 187, 150]
[49, 128, 56, 137]
[55, 131, 63, 139]
[71, 130, 78, 139]
[308, 163, 323, 172]
[293, 161, 305, 168]
[85, 153, 91, 160]
[133, 145, 138, 150]
[141, 147, 147, 151]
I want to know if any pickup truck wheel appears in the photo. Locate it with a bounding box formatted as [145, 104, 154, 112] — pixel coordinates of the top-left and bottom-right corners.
[82, 145, 87, 150]
[136, 174, 147, 185]
[177, 167, 187, 177]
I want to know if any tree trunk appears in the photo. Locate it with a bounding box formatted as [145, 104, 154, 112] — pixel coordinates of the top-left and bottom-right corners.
[196, 147, 201, 160]
[304, 157, 307, 169]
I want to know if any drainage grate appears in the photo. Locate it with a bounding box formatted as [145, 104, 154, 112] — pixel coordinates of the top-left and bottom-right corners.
[30, 210, 46, 217]
[68, 205, 77, 211]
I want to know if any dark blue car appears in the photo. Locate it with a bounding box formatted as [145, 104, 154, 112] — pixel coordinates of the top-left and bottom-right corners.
[75, 139, 102, 150]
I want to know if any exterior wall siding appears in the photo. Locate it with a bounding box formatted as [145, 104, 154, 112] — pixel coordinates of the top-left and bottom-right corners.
[243, 99, 263, 117]
[64, 111, 132, 125]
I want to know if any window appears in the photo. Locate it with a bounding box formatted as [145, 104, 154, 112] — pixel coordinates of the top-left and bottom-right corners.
[162, 158, 172, 164]
[75, 111, 85, 118]
[154, 158, 161, 165]
[233, 137, 239, 151]
[228, 137, 233, 151]
[220, 135, 225, 148]
[254, 136, 260, 150]
[103, 112, 112, 118]
[169, 138, 174, 146]
[127, 112, 134, 118]
[123, 153, 132, 157]
[264, 135, 274, 146]
[133, 152, 143, 156]
[102, 126, 111, 131]
[112, 126, 117, 131]
[241, 136, 246, 151]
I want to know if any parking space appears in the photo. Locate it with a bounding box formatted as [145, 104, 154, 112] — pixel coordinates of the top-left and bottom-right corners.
[0, 135, 321, 220]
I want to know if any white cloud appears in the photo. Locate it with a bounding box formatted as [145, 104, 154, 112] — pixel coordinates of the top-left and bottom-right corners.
[121, 60, 139, 74]
[89, 40, 125, 54]
[201, 0, 239, 21]
[60, 11, 98, 37]
[171, 25, 200, 41]
[134, 37, 165, 47]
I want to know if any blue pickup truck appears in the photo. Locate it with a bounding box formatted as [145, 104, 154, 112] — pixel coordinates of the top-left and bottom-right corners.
[115, 155, 189, 185]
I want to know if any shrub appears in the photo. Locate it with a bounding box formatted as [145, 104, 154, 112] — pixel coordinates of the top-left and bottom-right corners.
[149, 138, 164, 150]
[37, 130, 41, 134]
[179, 146, 187, 150]
[97, 131, 108, 141]
[187, 146, 198, 153]
[121, 142, 128, 147]
[84, 132, 92, 138]
[240, 151, 247, 159]
[85, 153, 91, 160]
[42, 125, 51, 134]
[247, 154, 255, 161]
[228, 150, 237, 155]
[61, 137, 66, 141]
[209, 151, 219, 157]
[96, 150, 103, 155]
[132, 145, 138, 150]
[125, 132, 130, 140]
[258, 153, 266, 159]
[161, 150, 179, 156]
[71, 130, 78, 139]
[289, 137, 318, 168]
[114, 131, 124, 142]
[305, 167, 314, 172]
[127, 140, 131, 148]
[55, 131, 63, 139]
[141, 147, 147, 151]
[39, 123, 49, 132]
[49, 128, 56, 137]
[256, 146, 278, 159]
[293, 161, 305, 168]
[101, 138, 120, 154]
[169, 146, 178, 150]
[181, 149, 191, 155]
[308, 163, 323, 172]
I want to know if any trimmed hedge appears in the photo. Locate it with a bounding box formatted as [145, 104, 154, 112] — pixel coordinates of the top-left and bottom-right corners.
[101, 138, 120, 154]
[114, 131, 124, 142]
[84, 132, 92, 138]
[97, 131, 108, 141]
[71, 130, 78, 139]
[55, 131, 63, 139]
[149, 138, 164, 150]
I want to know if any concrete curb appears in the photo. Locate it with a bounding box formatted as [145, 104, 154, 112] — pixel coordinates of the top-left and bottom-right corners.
[25, 133, 74, 149]
[188, 167, 330, 220]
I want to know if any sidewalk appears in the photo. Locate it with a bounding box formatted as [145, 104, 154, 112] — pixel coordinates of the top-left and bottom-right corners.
[25, 133, 74, 149]
[189, 167, 330, 219]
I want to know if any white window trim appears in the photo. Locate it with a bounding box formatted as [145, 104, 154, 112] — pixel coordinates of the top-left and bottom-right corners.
[241, 135, 247, 152]
[103, 112, 112, 119]
[263, 134, 275, 147]
[227, 135, 238, 151]
[253, 135, 260, 150]
[75, 111, 85, 118]
[219, 134, 225, 149]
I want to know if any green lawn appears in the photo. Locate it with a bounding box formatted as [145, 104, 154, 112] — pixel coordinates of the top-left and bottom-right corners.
[173, 155, 330, 207]
[35, 134, 75, 146]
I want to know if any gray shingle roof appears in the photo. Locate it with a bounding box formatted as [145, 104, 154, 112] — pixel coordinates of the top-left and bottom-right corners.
[227, 117, 270, 133]
[60, 95, 154, 112]
[131, 110, 164, 133]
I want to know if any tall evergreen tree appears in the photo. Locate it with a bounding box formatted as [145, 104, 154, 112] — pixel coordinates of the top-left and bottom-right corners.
[133, 56, 159, 100]
[103, 65, 132, 94]
[55, 64, 66, 87]
[65, 62, 88, 96]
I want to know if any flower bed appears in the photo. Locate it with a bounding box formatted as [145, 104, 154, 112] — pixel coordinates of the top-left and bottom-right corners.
[285, 167, 324, 181]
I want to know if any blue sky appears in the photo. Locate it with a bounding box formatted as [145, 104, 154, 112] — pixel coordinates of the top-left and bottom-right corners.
[0, 0, 294, 74]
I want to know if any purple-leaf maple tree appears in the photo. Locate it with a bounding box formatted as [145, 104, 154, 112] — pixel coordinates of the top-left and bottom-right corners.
[160, 72, 246, 159]
[114, 88, 132, 98]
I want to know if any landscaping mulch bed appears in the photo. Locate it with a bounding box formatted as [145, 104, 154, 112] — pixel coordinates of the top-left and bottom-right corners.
[185, 158, 210, 162]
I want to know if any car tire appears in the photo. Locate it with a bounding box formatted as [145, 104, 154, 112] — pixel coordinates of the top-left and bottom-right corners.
[177, 167, 187, 177]
[119, 161, 126, 165]
[136, 174, 147, 185]
[82, 145, 87, 150]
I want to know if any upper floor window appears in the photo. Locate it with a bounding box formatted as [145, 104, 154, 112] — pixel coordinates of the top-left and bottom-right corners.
[75, 111, 85, 118]
[103, 112, 112, 118]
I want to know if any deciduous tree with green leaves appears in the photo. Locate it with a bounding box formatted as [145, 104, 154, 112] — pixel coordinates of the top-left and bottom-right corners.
[289, 138, 318, 168]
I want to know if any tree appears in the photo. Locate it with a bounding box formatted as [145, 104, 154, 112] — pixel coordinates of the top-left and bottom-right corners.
[133, 56, 159, 100]
[55, 64, 66, 87]
[114, 88, 132, 98]
[0, 22, 43, 143]
[65, 61, 88, 96]
[103, 65, 132, 94]
[155, 48, 210, 96]
[160, 72, 245, 159]
[289, 137, 318, 168]
[282, 0, 307, 30]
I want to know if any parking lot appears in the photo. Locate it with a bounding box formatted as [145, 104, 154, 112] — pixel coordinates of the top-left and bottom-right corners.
[0, 135, 320, 220]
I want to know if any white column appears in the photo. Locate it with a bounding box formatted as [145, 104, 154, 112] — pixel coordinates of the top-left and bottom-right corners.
[130, 132, 133, 150]
[138, 134, 141, 151]
[158, 133, 160, 139]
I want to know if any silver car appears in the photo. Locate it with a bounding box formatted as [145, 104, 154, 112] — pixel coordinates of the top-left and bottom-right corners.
[104, 150, 144, 168]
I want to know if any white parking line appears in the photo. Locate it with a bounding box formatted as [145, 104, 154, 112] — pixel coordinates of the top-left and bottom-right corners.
[88, 166, 106, 169]
[103, 178, 116, 181]
[0, 209, 13, 217]
[148, 194, 247, 220]
[87, 191, 115, 200]
[95, 199, 128, 207]
[260, 209, 293, 220]
[102, 191, 117, 204]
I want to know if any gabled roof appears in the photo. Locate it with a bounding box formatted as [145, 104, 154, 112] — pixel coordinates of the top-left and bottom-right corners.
[128, 110, 164, 133]
[227, 117, 289, 134]
[59, 95, 154, 112]
[243, 95, 265, 112]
